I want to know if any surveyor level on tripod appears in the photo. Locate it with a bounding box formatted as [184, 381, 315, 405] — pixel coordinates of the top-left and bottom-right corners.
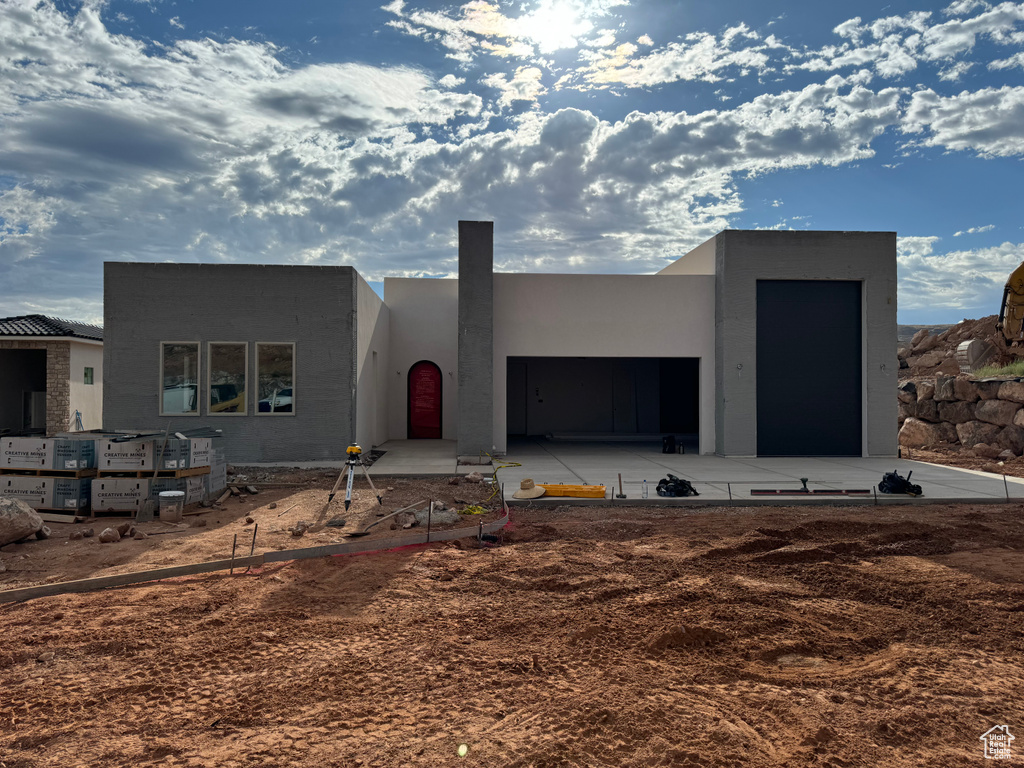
[328, 444, 384, 512]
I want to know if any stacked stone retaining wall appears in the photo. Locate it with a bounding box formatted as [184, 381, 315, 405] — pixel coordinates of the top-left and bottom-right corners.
[898, 376, 1024, 458]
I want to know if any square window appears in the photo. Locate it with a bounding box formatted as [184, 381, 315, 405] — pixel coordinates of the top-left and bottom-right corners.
[84, 367, 94, 385]
[256, 343, 295, 414]
[160, 343, 199, 415]
[208, 343, 248, 415]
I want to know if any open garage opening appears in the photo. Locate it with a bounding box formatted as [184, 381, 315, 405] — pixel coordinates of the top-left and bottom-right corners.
[506, 357, 699, 448]
[0, 349, 47, 436]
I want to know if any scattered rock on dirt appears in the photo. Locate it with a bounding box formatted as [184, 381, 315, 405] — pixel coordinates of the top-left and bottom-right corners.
[98, 528, 121, 543]
[0, 498, 45, 547]
[414, 508, 459, 526]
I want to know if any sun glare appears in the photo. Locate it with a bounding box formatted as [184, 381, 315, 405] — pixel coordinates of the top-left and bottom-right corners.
[516, 1, 594, 53]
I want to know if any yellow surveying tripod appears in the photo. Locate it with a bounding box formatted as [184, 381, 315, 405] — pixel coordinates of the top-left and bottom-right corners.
[328, 444, 384, 512]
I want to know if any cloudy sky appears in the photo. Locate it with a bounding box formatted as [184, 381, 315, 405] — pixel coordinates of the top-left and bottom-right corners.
[1, 0, 1023, 325]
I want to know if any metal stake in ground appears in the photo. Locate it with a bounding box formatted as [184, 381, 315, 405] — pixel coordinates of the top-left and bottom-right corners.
[327, 444, 384, 512]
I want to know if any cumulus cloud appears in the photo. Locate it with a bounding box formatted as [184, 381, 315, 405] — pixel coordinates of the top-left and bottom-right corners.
[567, 25, 781, 89]
[790, 3, 1024, 79]
[902, 86, 1024, 155]
[3, 0, 1024, 322]
[482, 66, 546, 106]
[954, 224, 996, 235]
[382, 0, 624, 63]
[898, 238, 1024, 313]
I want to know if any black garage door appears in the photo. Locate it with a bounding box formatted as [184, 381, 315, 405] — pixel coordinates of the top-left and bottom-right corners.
[756, 280, 861, 456]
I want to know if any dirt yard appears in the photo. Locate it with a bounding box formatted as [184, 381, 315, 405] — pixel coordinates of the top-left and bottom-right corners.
[2, 478, 1023, 767]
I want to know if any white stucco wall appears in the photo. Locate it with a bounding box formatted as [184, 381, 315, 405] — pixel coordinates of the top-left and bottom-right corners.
[355, 275, 389, 449]
[492, 274, 716, 454]
[383, 278, 458, 440]
[69, 340, 103, 430]
[657, 236, 716, 275]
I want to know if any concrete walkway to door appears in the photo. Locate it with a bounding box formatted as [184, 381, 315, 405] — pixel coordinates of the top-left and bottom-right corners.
[370, 437, 1024, 504]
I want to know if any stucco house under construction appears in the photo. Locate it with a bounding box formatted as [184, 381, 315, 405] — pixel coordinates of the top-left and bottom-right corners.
[0, 315, 104, 435]
[102, 223, 898, 463]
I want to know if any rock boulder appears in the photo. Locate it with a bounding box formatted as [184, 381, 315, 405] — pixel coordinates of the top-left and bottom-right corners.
[972, 443, 1003, 459]
[897, 381, 918, 404]
[937, 401, 976, 424]
[975, 399, 1021, 427]
[998, 380, 1024, 404]
[898, 418, 945, 449]
[935, 376, 958, 402]
[953, 378, 980, 402]
[0, 498, 45, 547]
[976, 380, 1004, 400]
[957, 420, 1003, 448]
[998, 424, 1024, 456]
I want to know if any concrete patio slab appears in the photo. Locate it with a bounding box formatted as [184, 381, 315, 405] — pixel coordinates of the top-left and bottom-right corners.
[303, 438, 1024, 505]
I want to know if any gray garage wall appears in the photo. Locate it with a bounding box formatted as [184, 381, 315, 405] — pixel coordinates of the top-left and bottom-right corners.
[458, 221, 494, 457]
[103, 263, 357, 463]
[714, 230, 898, 457]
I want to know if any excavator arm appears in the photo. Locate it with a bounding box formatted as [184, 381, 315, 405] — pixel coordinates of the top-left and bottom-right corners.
[998, 261, 1024, 344]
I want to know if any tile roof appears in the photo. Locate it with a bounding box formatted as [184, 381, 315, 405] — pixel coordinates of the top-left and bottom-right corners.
[0, 314, 103, 341]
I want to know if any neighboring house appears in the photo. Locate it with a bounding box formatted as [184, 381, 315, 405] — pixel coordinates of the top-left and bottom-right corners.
[103, 223, 898, 463]
[0, 314, 104, 435]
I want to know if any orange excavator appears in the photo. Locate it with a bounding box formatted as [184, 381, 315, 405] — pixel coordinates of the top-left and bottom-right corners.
[996, 261, 1024, 344]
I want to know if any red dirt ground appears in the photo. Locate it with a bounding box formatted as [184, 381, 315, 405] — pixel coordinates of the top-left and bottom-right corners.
[2, 490, 1023, 767]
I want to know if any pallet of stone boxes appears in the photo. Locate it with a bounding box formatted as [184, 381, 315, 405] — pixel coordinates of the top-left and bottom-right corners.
[96, 437, 213, 473]
[1, 437, 97, 521]
[91, 442, 228, 517]
[1, 435, 225, 520]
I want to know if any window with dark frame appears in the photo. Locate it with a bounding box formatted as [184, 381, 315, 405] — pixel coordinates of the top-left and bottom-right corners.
[160, 342, 200, 415]
[208, 342, 248, 415]
[256, 343, 295, 414]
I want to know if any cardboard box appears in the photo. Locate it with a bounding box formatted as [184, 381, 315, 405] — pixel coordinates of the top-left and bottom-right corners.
[2, 476, 51, 508]
[1, 437, 96, 470]
[51, 478, 91, 510]
[189, 438, 212, 469]
[204, 464, 227, 496]
[154, 439, 190, 470]
[98, 440, 155, 471]
[3, 476, 91, 510]
[92, 478, 149, 513]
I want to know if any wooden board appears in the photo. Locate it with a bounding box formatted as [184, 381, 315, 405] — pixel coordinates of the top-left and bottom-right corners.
[0, 467, 97, 478]
[97, 466, 211, 479]
[538, 484, 607, 498]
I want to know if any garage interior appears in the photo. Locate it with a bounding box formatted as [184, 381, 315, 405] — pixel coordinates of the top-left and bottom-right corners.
[506, 357, 699, 442]
[0, 349, 47, 435]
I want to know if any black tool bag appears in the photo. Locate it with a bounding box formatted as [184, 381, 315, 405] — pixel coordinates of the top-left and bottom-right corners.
[878, 469, 923, 496]
[656, 474, 700, 497]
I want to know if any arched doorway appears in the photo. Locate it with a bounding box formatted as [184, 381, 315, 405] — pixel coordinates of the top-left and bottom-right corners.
[408, 361, 442, 439]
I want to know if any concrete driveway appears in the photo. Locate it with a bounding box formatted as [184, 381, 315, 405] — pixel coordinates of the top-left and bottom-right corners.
[370, 437, 1024, 504]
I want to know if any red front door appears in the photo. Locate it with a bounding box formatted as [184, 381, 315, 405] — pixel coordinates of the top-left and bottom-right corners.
[408, 361, 442, 439]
